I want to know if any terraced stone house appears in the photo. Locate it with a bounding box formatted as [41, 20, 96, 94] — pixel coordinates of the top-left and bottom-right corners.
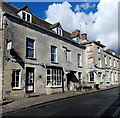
[0, 2, 119, 100]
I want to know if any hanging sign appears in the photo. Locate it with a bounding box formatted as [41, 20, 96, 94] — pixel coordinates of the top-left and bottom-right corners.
[7, 42, 12, 50]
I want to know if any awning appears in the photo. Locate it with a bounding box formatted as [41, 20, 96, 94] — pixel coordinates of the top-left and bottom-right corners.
[89, 70, 96, 72]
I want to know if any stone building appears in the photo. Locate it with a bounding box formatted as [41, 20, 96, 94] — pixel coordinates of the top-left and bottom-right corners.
[0, 2, 119, 100]
[0, 2, 86, 100]
[81, 34, 120, 88]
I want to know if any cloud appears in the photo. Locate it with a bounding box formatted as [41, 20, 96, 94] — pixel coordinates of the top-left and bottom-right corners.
[74, 3, 96, 12]
[45, 0, 119, 53]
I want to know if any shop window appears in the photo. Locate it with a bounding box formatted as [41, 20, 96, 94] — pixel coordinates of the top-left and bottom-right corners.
[46, 69, 62, 87]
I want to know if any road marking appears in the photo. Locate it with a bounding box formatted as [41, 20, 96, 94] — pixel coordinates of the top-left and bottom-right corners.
[112, 106, 120, 118]
[95, 106, 108, 116]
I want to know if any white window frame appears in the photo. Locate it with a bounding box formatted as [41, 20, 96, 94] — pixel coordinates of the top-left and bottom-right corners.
[104, 55, 107, 65]
[89, 72, 94, 82]
[12, 70, 21, 89]
[62, 47, 71, 63]
[51, 45, 57, 62]
[98, 72, 102, 82]
[57, 27, 62, 36]
[98, 58, 101, 67]
[106, 72, 110, 82]
[115, 72, 118, 82]
[18, 10, 32, 23]
[67, 50, 71, 63]
[97, 47, 100, 53]
[117, 61, 119, 68]
[114, 59, 116, 67]
[26, 38, 35, 58]
[63, 48, 67, 62]
[46, 68, 62, 87]
[78, 53, 82, 67]
[109, 58, 112, 67]
[52, 27, 63, 36]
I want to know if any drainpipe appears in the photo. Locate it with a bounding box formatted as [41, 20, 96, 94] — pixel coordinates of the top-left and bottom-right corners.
[1, 13, 9, 100]
[1, 13, 5, 100]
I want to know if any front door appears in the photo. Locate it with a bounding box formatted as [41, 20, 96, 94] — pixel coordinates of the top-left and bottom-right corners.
[26, 67, 34, 93]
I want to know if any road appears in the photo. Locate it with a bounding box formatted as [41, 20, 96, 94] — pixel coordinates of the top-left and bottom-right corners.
[3, 87, 120, 117]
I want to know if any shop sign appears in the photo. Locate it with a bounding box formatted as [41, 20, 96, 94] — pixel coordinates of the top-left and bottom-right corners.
[7, 42, 12, 50]
[89, 64, 95, 72]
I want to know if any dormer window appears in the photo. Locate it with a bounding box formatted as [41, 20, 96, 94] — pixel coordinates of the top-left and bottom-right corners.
[50, 22, 63, 36]
[18, 11, 32, 23]
[56, 27, 62, 36]
[52, 27, 62, 36]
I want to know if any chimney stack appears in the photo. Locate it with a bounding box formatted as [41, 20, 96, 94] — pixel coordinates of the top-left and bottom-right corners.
[72, 29, 80, 35]
[82, 33, 87, 40]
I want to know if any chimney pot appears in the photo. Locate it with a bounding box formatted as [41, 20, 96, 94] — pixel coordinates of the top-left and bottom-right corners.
[82, 33, 87, 40]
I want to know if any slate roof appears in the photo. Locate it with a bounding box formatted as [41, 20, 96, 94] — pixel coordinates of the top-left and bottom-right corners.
[50, 22, 61, 29]
[2, 2, 71, 39]
[70, 33, 80, 39]
[81, 40, 106, 48]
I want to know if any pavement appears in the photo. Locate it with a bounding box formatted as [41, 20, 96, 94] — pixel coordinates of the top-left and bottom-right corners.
[0, 85, 119, 116]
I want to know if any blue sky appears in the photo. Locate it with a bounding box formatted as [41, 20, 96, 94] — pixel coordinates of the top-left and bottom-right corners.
[9, 2, 99, 20]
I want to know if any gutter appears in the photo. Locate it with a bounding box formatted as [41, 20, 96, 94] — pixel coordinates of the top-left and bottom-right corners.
[3, 12, 86, 49]
[103, 50, 120, 59]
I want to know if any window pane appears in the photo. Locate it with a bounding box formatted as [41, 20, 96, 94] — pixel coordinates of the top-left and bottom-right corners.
[51, 46, 57, 62]
[22, 12, 26, 20]
[27, 48, 34, 57]
[26, 39, 34, 58]
[16, 70, 19, 76]
[27, 40, 34, 48]
[47, 69, 50, 75]
[12, 82, 15, 87]
[16, 76, 19, 82]
[27, 14, 30, 22]
[13, 71, 15, 76]
[51, 46, 56, 53]
[51, 54, 55, 61]
[46, 69, 62, 87]
[12, 70, 20, 88]
[16, 82, 19, 87]
[90, 72, 94, 81]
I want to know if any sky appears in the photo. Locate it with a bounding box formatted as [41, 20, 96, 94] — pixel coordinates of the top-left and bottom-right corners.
[9, 0, 119, 53]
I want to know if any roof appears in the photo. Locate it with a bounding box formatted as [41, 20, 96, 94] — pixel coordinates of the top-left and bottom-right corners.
[103, 50, 120, 59]
[2, 2, 18, 16]
[81, 40, 106, 48]
[16, 5, 32, 14]
[2, 2, 71, 39]
[50, 22, 61, 29]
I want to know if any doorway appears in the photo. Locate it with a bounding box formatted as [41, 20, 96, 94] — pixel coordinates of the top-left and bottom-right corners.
[26, 67, 34, 93]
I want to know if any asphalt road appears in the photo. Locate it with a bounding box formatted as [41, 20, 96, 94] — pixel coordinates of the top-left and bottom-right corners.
[3, 87, 120, 117]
